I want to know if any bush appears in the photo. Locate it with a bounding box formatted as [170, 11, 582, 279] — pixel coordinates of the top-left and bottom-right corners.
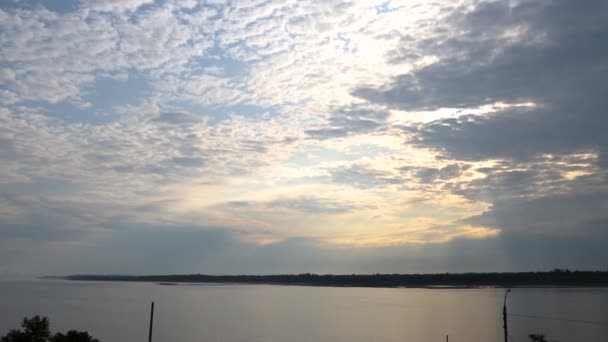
[0, 316, 100, 342]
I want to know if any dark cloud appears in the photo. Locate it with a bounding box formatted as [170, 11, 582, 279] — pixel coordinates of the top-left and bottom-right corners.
[451, 158, 608, 238]
[357, 1, 608, 110]
[305, 107, 388, 139]
[465, 191, 608, 237]
[409, 107, 606, 163]
[351, 0, 608, 248]
[356, 0, 608, 161]
[354, 0, 608, 164]
[400, 164, 468, 184]
[458, 158, 605, 200]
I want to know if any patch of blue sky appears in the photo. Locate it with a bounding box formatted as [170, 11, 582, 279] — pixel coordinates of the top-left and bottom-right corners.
[86, 71, 150, 111]
[163, 99, 279, 125]
[0, 0, 80, 13]
[0, 0, 166, 16]
[337, 33, 351, 52]
[11, 100, 111, 125]
[375, 1, 398, 15]
[187, 54, 248, 78]
[12, 73, 150, 125]
[1, 176, 83, 196]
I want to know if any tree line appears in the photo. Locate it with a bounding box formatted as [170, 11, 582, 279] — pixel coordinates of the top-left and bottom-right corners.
[62, 269, 608, 287]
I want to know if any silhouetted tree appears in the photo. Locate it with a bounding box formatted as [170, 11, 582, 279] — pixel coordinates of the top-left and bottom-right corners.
[0, 316, 99, 342]
[21, 316, 50, 342]
[50, 331, 98, 342]
[529, 333, 558, 342]
[1, 316, 50, 342]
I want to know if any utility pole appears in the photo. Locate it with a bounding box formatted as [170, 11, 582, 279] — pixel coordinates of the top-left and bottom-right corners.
[148, 302, 155, 342]
[503, 289, 511, 342]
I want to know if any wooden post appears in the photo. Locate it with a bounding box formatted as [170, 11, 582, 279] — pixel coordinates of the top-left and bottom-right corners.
[446, 335, 448, 342]
[148, 302, 155, 342]
[503, 303, 508, 342]
[503, 289, 511, 342]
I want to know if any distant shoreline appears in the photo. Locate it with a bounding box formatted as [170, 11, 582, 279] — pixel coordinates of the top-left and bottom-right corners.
[46, 270, 608, 288]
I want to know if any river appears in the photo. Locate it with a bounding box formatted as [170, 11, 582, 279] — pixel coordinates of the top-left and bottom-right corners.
[1, 280, 606, 342]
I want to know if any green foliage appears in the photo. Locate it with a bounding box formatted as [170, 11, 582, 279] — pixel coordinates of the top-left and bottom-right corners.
[0, 316, 99, 342]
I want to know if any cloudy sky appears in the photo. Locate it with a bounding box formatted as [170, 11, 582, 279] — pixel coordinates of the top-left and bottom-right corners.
[1, 0, 607, 276]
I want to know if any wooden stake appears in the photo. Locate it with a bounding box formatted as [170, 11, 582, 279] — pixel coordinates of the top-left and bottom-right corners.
[503, 304, 508, 342]
[148, 302, 154, 342]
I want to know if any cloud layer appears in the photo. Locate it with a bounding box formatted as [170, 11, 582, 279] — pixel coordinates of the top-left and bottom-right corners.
[1, 0, 607, 275]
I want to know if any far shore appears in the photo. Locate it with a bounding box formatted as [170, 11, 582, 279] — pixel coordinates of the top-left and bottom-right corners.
[44, 270, 608, 289]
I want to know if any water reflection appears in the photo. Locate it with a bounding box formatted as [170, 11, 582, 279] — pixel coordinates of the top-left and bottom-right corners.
[0, 280, 607, 342]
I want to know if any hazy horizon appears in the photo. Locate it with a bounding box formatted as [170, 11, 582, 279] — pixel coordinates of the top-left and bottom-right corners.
[1, 0, 608, 275]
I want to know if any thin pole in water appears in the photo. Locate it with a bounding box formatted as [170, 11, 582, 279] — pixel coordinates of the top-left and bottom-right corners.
[503, 289, 511, 342]
[148, 302, 155, 342]
[446, 335, 448, 342]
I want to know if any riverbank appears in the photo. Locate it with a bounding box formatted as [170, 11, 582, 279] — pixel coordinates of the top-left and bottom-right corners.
[51, 270, 608, 288]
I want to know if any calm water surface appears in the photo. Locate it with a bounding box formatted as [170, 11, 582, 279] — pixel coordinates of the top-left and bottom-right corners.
[1, 280, 607, 342]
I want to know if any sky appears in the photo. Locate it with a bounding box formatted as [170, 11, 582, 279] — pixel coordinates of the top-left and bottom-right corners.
[1, 0, 607, 276]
